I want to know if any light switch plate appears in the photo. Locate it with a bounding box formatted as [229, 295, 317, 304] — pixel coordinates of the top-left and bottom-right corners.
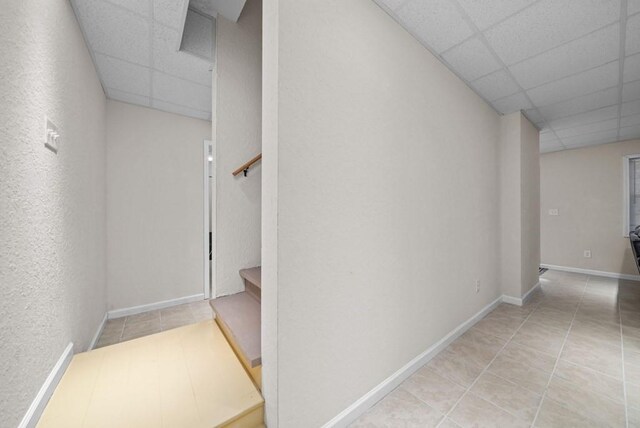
[584, 250, 592, 258]
[548, 208, 559, 216]
[44, 117, 60, 153]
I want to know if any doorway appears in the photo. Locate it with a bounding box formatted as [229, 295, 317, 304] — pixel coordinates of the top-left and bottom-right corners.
[204, 140, 216, 299]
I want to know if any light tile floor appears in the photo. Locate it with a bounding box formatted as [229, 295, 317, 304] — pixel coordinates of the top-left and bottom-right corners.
[94, 300, 212, 348]
[351, 270, 640, 427]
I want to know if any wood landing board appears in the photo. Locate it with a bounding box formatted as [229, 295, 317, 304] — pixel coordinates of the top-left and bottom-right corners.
[37, 320, 263, 428]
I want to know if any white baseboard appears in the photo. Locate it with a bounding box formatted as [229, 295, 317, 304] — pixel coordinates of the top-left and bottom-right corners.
[89, 313, 108, 351]
[541, 264, 640, 282]
[107, 293, 205, 319]
[322, 295, 503, 428]
[501, 281, 541, 307]
[18, 342, 73, 428]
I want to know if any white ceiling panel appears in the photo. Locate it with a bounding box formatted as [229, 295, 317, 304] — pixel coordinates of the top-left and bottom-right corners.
[526, 61, 620, 106]
[624, 80, 640, 101]
[106, 87, 151, 107]
[470, 69, 520, 101]
[537, 87, 619, 121]
[94, 54, 151, 96]
[152, 99, 211, 121]
[562, 129, 619, 148]
[492, 92, 532, 114]
[508, 24, 619, 89]
[484, 0, 620, 65]
[152, 71, 211, 111]
[624, 53, 640, 83]
[441, 38, 501, 81]
[456, 0, 537, 30]
[72, 0, 214, 121]
[153, 24, 212, 86]
[397, 0, 473, 53]
[373, 0, 640, 150]
[555, 118, 619, 138]
[621, 125, 640, 139]
[153, 0, 189, 29]
[623, 100, 640, 116]
[622, 114, 640, 127]
[74, 0, 151, 66]
[546, 105, 620, 130]
[627, 13, 640, 56]
[540, 139, 565, 153]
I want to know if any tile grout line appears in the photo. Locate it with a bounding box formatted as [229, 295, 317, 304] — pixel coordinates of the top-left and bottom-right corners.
[530, 276, 589, 427]
[619, 281, 629, 428]
[616, 0, 629, 142]
[434, 299, 543, 427]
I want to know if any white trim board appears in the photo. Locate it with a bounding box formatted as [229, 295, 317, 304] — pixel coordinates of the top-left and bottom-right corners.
[88, 313, 108, 350]
[541, 264, 640, 282]
[321, 296, 503, 427]
[18, 342, 73, 428]
[107, 294, 205, 319]
[501, 281, 541, 307]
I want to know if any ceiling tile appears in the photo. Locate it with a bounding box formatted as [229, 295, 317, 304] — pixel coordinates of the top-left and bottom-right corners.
[153, 24, 212, 87]
[484, 0, 621, 65]
[630, 0, 640, 15]
[524, 108, 544, 124]
[622, 113, 640, 127]
[540, 129, 557, 142]
[95, 54, 151, 96]
[624, 53, 640, 83]
[397, 0, 473, 53]
[547, 105, 619, 130]
[106, 87, 151, 106]
[526, 61, 620, 106]
[152, 71, 211, 111]
[624, 80, 640, 102]
[620, 125, 640, 139]
[376, 0, 407, 11]
[74, 0, 151, 66]
[555, 118, 619, 138]
[562, 129, 618, 148]
[104, 0, 150, 16]
[537, 86, 619, 120]
[151, 99, 211, 120]
[623, 100, 640, 116]
[509, 24, 619, 89]
[540, 139, 564, 153]
[189, 0, 217, 16]
[441, 38, 501, 81]
[456, 0, 537, 30]
[491, 91, 532, 114]
[154, 0, 189, 29]
[627, 13, 640, 56]
[470, 69, 520, 101]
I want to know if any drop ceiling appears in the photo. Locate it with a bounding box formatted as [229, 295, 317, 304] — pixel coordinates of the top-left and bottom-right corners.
[70, 0, 247, 121]
[375, 0, 640, 153]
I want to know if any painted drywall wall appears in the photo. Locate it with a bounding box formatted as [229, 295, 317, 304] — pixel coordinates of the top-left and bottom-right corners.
[263, 0, 504, 425]
[541, 139, 640, 276]
[520, 116, 541, 295]
[106, 100, 211, 310]
[0, 1, 107, 426]
[215, 0, 262, 297]
[499, 112, 540, 299]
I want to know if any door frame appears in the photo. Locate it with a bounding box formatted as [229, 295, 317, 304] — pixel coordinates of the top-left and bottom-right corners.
[203, 139, 216, 299]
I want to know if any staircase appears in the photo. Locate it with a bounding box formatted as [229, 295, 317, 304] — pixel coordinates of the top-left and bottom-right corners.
[210, 267, 262, 389]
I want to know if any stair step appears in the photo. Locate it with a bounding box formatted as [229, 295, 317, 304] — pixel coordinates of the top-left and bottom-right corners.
[210, 292, 261, 368]
[239, 267, 261, 289]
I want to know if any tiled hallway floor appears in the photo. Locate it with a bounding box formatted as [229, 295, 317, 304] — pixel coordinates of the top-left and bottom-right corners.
[94, 300, 212, 348]
[351, 270, 640, 427]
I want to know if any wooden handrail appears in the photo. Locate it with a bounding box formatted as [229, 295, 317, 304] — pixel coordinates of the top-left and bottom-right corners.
[232, 153, 262, 177]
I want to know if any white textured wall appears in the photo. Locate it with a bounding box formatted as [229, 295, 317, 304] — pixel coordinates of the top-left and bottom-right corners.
[106, 100, 211, 310]
[541, 139, 640, 276]
[520, 116, 540, 295]
[215, 0, 262, 297]
[0, 1, 107, 426]
[263, 1, 503, 425]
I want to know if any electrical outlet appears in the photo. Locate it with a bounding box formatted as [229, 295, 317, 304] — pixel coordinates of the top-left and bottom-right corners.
[548, 208, 559, 216]
[584, 250, 592, 258]
[475, 279, 480, 293]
